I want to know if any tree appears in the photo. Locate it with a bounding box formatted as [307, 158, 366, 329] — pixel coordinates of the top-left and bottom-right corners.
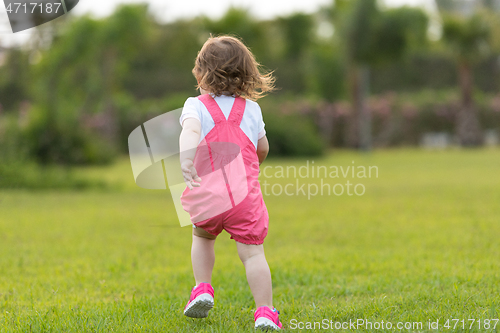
[0, 48, 31, 111]
[202, 7, 268, 59]
[441, 13, 490, 146]
[332, 0, 428, 149]
[29, 4, 154, 164]
[276, 13, 315, 94]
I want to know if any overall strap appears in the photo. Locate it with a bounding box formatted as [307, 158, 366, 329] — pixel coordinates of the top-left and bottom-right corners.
[227, 97, 246, 127]
[198, 94, 226, 124]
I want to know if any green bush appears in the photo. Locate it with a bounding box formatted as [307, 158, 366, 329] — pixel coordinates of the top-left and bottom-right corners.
[0, 160, 107, 190]
[116, 93, 190, 153]
[264, 89, 500, 149]
[24, 106, 117, 166]
[0, 116, 107, 190]
[360, 89, 500, 147]
[261, 97, 325, 157]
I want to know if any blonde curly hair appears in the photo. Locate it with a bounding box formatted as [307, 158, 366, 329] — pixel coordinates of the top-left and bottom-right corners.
[192, 35, 275, 101]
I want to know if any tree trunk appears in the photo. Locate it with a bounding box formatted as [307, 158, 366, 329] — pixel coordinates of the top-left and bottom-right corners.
[347, 65, 371, 149]
[456, 61, 483, 146]
[359, 65, 371, 151]
[101, 47, 119, 146]
[347, 65, 361, 148]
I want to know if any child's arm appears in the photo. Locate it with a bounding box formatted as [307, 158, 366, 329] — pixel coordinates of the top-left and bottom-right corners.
[257, 135, 269, 165]
[180, 118, 202, 190]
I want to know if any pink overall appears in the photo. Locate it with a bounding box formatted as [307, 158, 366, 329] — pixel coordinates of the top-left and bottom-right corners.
[180, 94, 269, 245]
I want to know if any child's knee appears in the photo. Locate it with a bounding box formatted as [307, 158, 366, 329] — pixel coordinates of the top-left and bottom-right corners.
[236, 242, 264, 262]
[193, 226, 217, 240]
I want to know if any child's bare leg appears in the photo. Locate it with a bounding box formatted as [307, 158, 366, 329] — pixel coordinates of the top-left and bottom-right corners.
[191, 228, 216, 285]
[236, 242, 273, 309]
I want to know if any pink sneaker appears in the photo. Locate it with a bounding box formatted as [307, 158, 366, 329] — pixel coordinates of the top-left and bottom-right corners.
[183, 282, 214, 318]
[254, 306, 282, 330]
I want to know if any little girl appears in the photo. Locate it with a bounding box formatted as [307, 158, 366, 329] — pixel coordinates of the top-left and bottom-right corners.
[178, 35, 282, 330]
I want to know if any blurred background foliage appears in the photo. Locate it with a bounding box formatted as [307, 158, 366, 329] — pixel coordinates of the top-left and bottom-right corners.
[1, 0, 500, 188]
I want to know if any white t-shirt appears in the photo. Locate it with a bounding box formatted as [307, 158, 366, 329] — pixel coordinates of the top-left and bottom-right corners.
[179, 94, 266, 149]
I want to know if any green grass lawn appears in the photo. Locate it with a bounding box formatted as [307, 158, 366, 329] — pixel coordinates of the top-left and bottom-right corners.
[0, 148, 499, 332]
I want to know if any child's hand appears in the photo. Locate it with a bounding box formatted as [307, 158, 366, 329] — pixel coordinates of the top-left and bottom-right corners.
[181, 160, 202, 190]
